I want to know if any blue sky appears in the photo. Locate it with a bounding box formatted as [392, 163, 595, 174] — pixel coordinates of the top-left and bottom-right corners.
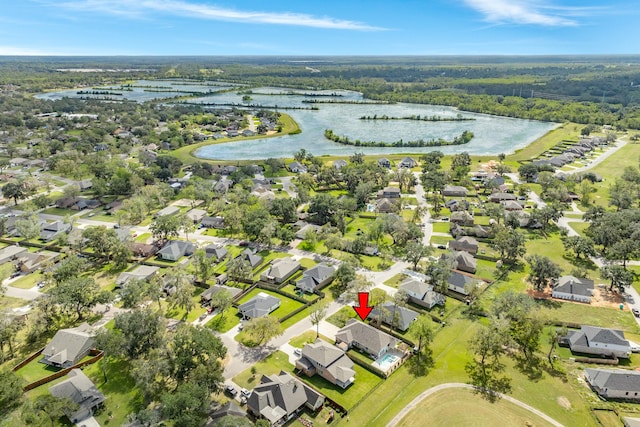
[1, 0, 638, 56]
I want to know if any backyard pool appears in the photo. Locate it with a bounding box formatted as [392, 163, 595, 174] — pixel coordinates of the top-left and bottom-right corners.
[374, 352, 401, 372]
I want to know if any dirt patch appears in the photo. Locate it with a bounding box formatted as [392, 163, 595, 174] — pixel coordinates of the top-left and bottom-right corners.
[528, 284, 625, 309]
[557, 396, 572, 410]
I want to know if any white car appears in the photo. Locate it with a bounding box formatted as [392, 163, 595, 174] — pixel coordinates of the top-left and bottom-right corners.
[294, 348, 302, 356]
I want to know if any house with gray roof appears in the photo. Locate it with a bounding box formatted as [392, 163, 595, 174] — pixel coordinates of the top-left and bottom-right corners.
[488, 192, 517, 203]
[288, 161, 307, 173]
[42, 323, 95, 368]
[205, 244, 228, 261]
[449, 251, 477, 274]
[49, 369, 105, 423]
[209, 401, 247, 424]
[377, 158, 391, 168]
[115, 265, 160, 287]
[261, 257, 301, 283]
[296, 340, 356, 389]
[0, 245, 28, 265]
[335, 319, 400, 360]
[247, 371, 324, 426]
[378, 186, 401, 199]
[450, 211, 474, 226]
[552, 276, 594, 303]
[40, 220, 71, 242]
[295, 263, 335, 293]
[186, 208, 207, 223]
[237, 248, 263, 268]
[200, 284, 242, 306]
[201, 216, 225, 229]
[375, 198, 398, 213]
[448, 270, 478, 295]
[333, 159, 348, 170]
[448, 236, 478, 254]
[567, 325, 631, 358]
[399, 157, 417, 168]
[585, 368, 640, 401]
[15, 250, 60, 273]
[370, 301, 419, 331]
[501, 200, 523, 211]
[398, 277, 445, 309]
[442, 185, 468, 197]
[157, 240, 195, 261]
[238, 292, 280, 320]
[154, 205, 180, 218]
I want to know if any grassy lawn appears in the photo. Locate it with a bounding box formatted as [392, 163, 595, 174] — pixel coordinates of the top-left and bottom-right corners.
[525, 232, 599, 278]
[383, 273, 407, 288]
[395, 388, 557, 427]
[206, 310, 242, 332]
[432, 222, 451, 234]
[233, 350, 293, 389]
[16, 358, 61, 383]
[134, 232, 151, 243]
[344, 217, 375, 240]
[474, 259, 496, 281]
[10, 271, 43, 289]
[507, 123, 579, 163]
[567, 221, 589, 237]
[40, 207, 75, 216]
[587, 141, 640, 208]
[536, 299, 640, 333]
[326, 306, 357, 328]
[299, 257, 317, 269]
[289, 331, 331, 348]
[429, 235, 450, 246]
[0, 295, 28, 311]
[300, 363, 383, 410]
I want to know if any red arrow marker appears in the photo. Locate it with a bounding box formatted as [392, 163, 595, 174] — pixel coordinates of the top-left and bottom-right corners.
[352, 292, 373, 321]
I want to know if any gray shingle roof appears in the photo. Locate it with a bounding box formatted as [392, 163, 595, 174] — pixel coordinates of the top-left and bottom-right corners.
[43, 323, 94, 366]
[554, 276, 594, 297]
[238, 292, 280, 319]
[370, 302, 419, 331]
[569, 325, 630, 348]
[586, 368, 640, 393]
[49, 369, 105, 422]
[336, 319, 399, 356]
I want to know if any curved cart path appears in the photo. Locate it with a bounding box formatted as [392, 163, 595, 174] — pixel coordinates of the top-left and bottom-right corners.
[385, 382, 564, 427]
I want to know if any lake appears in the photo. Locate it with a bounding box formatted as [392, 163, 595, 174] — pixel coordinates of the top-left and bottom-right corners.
[37, 82, 557, 160]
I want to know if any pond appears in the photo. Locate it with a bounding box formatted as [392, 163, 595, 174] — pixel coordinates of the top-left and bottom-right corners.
[38, 82, 557, 160]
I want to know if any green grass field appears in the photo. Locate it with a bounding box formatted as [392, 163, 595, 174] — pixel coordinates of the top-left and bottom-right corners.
[395, 387, 557, 427]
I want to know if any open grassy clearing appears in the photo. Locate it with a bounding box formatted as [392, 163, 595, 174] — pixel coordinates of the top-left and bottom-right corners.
[586, 140, 640, 208]
[395, 387, 557, 427]
[507, 123, 580, 163]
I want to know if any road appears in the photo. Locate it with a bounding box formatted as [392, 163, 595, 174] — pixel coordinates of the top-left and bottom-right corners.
[385, 383, 564, 427]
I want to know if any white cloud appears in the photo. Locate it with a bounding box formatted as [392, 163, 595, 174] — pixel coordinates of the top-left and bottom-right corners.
[463, 0, 600, 26]
[55, 0, 384, 30]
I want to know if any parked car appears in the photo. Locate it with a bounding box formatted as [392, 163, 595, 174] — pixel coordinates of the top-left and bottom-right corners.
[437, 245, 447, 250]
[225, 385, 238, 397]
[294, 348, 302, 356]
[632, 308, 640, 318]
[240, 388, 251, 398]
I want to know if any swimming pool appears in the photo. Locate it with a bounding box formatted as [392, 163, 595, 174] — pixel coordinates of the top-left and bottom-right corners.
[375, 353, 400, 371]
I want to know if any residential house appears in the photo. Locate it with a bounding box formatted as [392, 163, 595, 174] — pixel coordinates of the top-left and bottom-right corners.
[49, 369, 106, 423]
[488, 192, 517, 203]
[295, 223, 321, 240]
[375, 198, 398, 213]
[186, 208, 207, 223]
[115, 265, 160, 287]
[448, 236, 479, 254]
[288, 162, 307, 173]
[335, 319, 400, 360]
[200, 284, 242, 306]
[0, 245, 28, 265]
[444, 199, 459, 211]
[295, 263, 335, 293]
[205, 244, 228, 261]
[450, 211, 474, 227]
[130, 242, 159, 258]
[333, 159, 348, 170]
[15, 250, 59, 273]
[377, 158, 391, 168]
[370, 301, 419, 331]
[260, 258, 301, 284]
[398, 277, 445, 309]
[585, 368, 640, 401]
[42, 323, 95, 368]
[238, 292, 280, 320]
[76, 180, 93, 191]
[55, 196, 77, 209]
[566, 325, 631, 358]
[157, 240, 195, 261]
[247, 371, 324, 426]
[237, 248, 263, 269]
[201, 216, 225, 229]
[552, 276, 594, 303]
[154, 206, 180, 218]
[442, 185, 468, 197]
[447, 270, 478, 295]
[450, 251, 477, 274]
[40, 221, 71, 242]
[399, 157, 417, 168]
[242, 129, 256, 137]
[73, 199, 100, 210]
[378, 187, 401, 199]
[9, 157, 29, 167]
[501, 200, 523, 211]
[296, 340, 356, 389]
